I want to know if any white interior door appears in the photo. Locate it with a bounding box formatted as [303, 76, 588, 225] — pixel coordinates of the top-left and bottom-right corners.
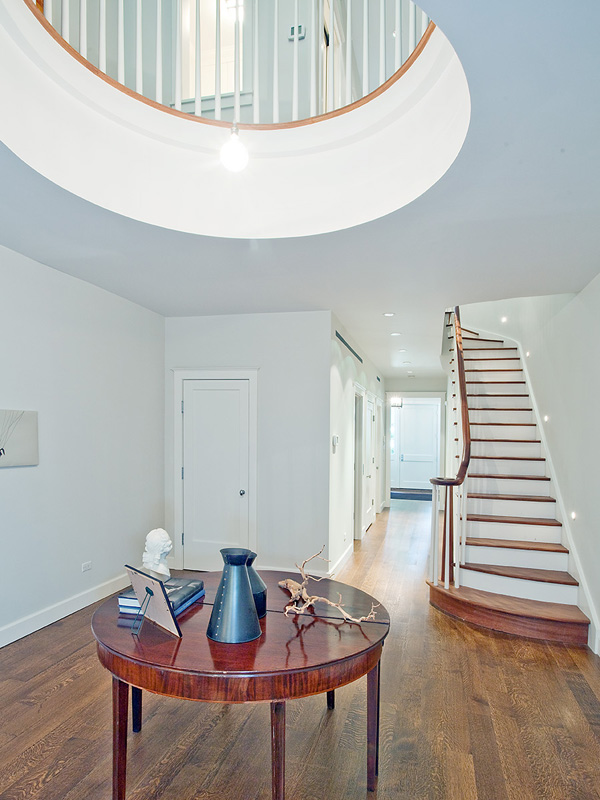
[353, 393, 363, 540]
[398, 400, 440, 489]
[183, 379, 250, 570]
[363, 399, 376, 531]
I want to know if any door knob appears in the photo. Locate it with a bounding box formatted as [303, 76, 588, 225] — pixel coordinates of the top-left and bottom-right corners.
[240, 490, 246, 496]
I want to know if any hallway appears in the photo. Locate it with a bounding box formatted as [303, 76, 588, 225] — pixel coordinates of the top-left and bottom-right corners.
[1, 501, 600, 798]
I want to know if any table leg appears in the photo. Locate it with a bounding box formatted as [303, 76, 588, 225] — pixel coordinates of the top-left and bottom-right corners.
[131, 686, 142, 733]
[112, 677, 129, 800]
[271, 701, 286, 800]
[367, 660, 380, 792]
[327, 690, 335, 710]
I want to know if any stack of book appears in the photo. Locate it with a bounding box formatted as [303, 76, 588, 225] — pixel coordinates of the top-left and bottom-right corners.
[118, 577, 205, 617]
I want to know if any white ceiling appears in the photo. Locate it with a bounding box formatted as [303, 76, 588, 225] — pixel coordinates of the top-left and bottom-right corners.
[1, 0, 599, 380]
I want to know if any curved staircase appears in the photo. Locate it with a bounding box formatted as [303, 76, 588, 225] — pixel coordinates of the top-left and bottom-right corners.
[429, 326, 590, 646]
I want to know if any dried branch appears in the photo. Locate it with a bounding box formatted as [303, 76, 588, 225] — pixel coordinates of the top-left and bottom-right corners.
[278, 548, 378, 624]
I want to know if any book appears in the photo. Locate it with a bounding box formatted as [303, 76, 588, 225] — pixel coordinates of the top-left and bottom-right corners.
[118, 577, 205, 614]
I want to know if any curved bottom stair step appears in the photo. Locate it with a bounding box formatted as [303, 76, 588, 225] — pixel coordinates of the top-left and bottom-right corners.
[428, 582, 589, 645]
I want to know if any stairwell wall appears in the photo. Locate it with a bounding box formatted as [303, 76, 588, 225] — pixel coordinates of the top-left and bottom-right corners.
[462, 278, 600, 653]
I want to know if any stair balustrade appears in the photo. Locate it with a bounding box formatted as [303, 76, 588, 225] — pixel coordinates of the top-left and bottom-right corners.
[27, 0, 432, 126]
[430, 306, 470, 590]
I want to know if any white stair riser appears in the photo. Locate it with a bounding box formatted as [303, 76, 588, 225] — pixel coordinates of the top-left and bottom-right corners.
[463, 546, 569, 571]
[468, 409, 533, 424]
[459, 570, 578, 605]
[467, 382, 527, 395]
[467, 497, 557, 519]
[462, 341, 507, 350]
[464, 359, 522, 370]
[469, 457, 547, 476]
[468, 395, 531, 409]
[471, 440, 541, 458]
[470, 424, 538, 440]
[467, 477, 552, 496]
[466, 371, 525, 383]
[467, 519, 562, 543]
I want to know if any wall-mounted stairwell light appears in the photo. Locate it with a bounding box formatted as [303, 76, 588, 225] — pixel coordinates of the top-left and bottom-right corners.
[543, 415, 549, 422]
[220, 126, 248, 172]
[526, 351, 530, 357]
[383, 313, 395, 317]
[571, 511, 577, 520]
[390, 332, 402, 336]
[398, 348, 407, 352]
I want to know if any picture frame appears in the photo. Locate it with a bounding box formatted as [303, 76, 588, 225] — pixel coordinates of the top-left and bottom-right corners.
[124, 565, 182, 638]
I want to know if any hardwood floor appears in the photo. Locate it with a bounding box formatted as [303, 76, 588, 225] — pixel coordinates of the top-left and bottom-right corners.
[2, 500, 600, 799]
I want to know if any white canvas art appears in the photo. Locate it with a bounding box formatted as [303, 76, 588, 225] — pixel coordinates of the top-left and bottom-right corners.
[0, 410, 39, 467]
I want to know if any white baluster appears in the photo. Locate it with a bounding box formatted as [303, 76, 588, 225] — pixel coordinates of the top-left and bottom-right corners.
[215, 0, 221, 120]
[345, 0, 352, 107]
[136, 0, 143, 94]
[430, 485, 439, 585]
[272, 0, 279, 123]
[45, 0, 53, 26]
[117, 0, 124, 83]
[99, 0, 106, 73]
[420, 9, 428, 40]
[253, 0, 260, 122]
[234, 0, 241, 122]
[61, 0, 70, 43]
[175, 0, 182, 110]
[194, 0, 201, 115]
[394, 0, 400, 70]
[454, 487, 461, 588]
[327, 0, 334, 110]
[408, 0, 415, 54]
[362, 0, 368, 97]
[379, 0, 385, 85]
[317, 0, 323, 113]
[156, 0, 163, 103]
[79, 0, 87, 59]
[444, 487, 450, 590]
[309, 0, 316, 117]
[292, 0, 299, 120]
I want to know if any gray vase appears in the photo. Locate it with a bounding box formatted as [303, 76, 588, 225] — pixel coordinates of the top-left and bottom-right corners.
[246, 551, 268, 619]
[206, 548, 262, 643]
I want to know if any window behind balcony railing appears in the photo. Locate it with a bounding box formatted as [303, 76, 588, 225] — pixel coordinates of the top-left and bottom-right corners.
[39, 0, 431, 125]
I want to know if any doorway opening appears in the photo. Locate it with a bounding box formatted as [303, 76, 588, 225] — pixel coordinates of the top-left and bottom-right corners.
[388, 395, 443, 502]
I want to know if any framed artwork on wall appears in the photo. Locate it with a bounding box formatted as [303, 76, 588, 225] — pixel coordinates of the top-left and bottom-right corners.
[0, 410, 38, 467]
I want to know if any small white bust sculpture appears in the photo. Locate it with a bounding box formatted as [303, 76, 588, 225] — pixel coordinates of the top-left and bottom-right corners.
[142, 528, 173, 578]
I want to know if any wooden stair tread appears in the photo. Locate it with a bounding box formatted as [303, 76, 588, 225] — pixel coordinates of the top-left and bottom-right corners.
[466, 380, 527, 384]
[428, 583, 589, 625]
[468, 493, 555, 502]
[466, 368, 523, 372]
[465, 537, 567, 553]
[465, 356, 520, 360]
[470, 455, 545, 461]
[463, 347, 517, 351]
[468, 513, 561, 526]
[462, 337, 504, 343]
[470, 422, 536, 426]
[462, 563, 578, 586]
[467, 393, 529, 398]
[468, 473, 550, 481]
[469, 407, 533, 411]
[471, 438, 541, 443]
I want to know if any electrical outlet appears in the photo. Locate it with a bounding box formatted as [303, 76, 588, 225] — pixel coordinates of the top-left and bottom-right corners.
[82, 561, 92, 572]
[343, 532, 347, 542]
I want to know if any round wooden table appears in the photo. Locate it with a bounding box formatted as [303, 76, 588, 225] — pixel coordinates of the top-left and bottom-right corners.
[92, 571, 389, 800]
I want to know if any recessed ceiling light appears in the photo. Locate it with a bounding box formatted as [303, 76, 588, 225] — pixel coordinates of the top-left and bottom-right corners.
[501, 316, 508, 323]
[383, 312, 395, 317]
[398, 349, 407, 353]
[390, 332, 402, 336]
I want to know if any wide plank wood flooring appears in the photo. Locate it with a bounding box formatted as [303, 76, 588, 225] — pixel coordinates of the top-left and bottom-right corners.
[1, 500, 600, 799]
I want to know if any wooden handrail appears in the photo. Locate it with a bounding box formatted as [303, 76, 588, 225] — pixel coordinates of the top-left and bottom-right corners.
[429, 306, 471, 588]
[430, 306, 471, 487]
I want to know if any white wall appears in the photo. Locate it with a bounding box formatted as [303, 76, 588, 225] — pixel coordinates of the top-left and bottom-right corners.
[0, 246, 165, 647]
[165, 310, 332, 572]
[329, 316, 385, 571]
[462, 283, 600, 650]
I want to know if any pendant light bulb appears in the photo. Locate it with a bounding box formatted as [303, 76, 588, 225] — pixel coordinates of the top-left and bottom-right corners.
[220, 127, 248, 172]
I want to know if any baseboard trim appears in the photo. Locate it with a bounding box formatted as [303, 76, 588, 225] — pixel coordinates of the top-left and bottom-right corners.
[0, 573, 130, 649]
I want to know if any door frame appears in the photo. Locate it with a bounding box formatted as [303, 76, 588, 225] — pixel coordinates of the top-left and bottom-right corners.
[172, 368, 258, 569]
